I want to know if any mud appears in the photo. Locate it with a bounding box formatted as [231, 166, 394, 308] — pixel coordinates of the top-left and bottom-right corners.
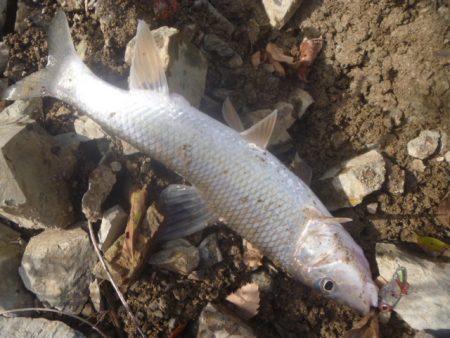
[1, 0, 449, 337]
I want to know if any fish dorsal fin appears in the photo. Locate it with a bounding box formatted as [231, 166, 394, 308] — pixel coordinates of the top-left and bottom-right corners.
[241, 110, 277, 149]
[129, 20, 169, 94]
[303, 207, 352, 224]
[222, 97, 245, 132]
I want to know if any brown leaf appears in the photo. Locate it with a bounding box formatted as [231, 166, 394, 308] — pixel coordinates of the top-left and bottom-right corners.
[266, 43, 295, 64]
[436, 194, 450, 227]
[242, 239, 264, 268]
[251, 51, 261, 67]
[226, 283, 260, 320]
[297, 36, 324, 82]
[122, 185, 148, 260]
[343, 310, 380, 338]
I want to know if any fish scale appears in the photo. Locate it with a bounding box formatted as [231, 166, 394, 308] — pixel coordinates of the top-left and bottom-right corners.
[2, 10, 378, 314]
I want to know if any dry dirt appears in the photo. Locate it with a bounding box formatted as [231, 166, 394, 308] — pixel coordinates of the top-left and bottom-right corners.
[1, 0, 449, 337]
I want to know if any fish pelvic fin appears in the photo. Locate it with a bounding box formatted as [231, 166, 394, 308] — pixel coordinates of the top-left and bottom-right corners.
[2, 10, 83, 101]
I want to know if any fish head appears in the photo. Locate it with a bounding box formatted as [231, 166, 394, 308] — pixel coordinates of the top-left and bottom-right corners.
[290, 219, 378, 314]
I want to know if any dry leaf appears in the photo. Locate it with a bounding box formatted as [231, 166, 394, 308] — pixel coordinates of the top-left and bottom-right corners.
[251, 51, 261, 67]
[266, 43, 295, 64]
[436, 194, 450, 227]
[226, 283, 260, 320]
[122, 185, 148, 259]
[242, 239, 264, 268]
[343, 309, 380, 338]
[267, 52, 286, 77]
[297, 36, 324, 82]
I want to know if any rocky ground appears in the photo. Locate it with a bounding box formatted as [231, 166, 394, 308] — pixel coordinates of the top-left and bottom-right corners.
[0, 0, 449, 337]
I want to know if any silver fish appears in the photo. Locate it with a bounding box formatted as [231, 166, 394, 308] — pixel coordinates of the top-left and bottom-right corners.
[2, 11, 378, 313]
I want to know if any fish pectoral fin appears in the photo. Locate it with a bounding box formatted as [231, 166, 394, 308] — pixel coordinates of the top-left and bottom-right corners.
[240, 110, 278, 149]
[222, 97, 245, 132]
[303, 207, 352, 224]
[157, 184, 215, 241]
[129, 20, 169, 94]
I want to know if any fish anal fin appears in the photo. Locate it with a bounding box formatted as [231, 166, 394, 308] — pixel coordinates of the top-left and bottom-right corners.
[158, 184, 214, 241]
[129, 20, 169, 94]
[222, 97, 245, 132]
[241, 110, 277, 149]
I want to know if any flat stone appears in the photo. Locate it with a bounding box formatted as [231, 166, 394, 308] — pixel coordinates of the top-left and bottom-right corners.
[197, 303, 256, 338]
[315, 150, 386, 210]
[126, 26, 208, 107]
[74, 115, 107, 141]
[0, 223, 34, 311]
[0, 317, 85, 338]
[198, 233, 223, 269]
[262, 0, 304, 29]
[0, 102, 75, 229]
[19, 227, 97, 314]
[407, 130, 440, 160]
[376, 243, 450, 331]
[98, 205, 128, 252]
[149, 239, 199, 275]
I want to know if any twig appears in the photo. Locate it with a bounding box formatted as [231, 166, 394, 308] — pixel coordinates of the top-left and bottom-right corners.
[0, 307, 107, 338]
[87, 221, 146, 338]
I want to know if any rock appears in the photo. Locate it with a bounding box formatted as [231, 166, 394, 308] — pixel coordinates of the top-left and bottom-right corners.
[410, 159, 426, 172]
[19, 227, 97, 313]
[0, 103, 75, 229]
[376, 243, 450, 332]
[262, 0, 304, 29]
[197, 303, 257, 338]
[407, 130, 440, 160]
[0, 41, 9, 73]
[0, 317, 85, 338]
[149, 239, 200, 275]
[251, 271, 272, 292]
[98, 205, 128, 251]
[330, 131, 348, 149]
[89, 279, 102, 312]
[387, 165, 405, 195]
[228, 53, 244, 68]
[81, 165, 117, 221]
[54, 132, 81, 152]
[288, 88, 314, 120]
[73, 116, 107, 141]
[193, 0, 235, 37]
[315, 150, 386, 210]
[366, 202, 378, 214]
[203, 34, 235, 58]
[198, 233, 223, 268]
[126, 26, 208, 107]
[444, 151, 450, 163]
[0, 223, 34, 311]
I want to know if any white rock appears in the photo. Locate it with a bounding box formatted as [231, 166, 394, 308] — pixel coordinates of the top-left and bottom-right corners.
[316, 150, 386, 210]
[262, 0, 304, 29]
[444, 151, 450, 163]
[126, 26, 208, 107]
[19, 228, 97, 314]
[73, 116, 107, 141]
[197, 303, 256, 338]
[149, 239, 199, 275]
[98, 205, 128, 252]
[407, 130, 440, 160]
[0, 317, 85, 338]
[376, 243, 450, 331]
[0, 223, 34, 311]
[366, 202, 378, 214]
[0, 103, 75, 229]
[198, 233, 223, 269]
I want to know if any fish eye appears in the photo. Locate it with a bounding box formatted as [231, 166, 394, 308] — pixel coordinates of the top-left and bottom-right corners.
[320, 278, 335, 293]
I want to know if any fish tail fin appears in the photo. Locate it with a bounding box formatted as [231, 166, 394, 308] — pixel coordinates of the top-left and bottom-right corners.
[2, 10, 83, 101]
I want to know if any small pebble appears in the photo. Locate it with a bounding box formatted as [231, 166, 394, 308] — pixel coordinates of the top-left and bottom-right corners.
[366, 203, 378, 214]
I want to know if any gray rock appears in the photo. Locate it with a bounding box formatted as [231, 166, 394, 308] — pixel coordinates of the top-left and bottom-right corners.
[73, 115, 107, 141]
[445, 151, 450, 163]
[407, 130, 440, 160]
[89, 279, 101, 312]
[198, 234, 223, 268]
[0, 41, 9, 73]
[0, 103, 75, 229]
[126, 26, 208, 108]
[288, 88, 314, 120]
[376, 243, 450, 331]
[19, 227, 97, 314]
[316, 150, 386, 210]
[81, 165, 117, 221]
[0, 223, 34, 311]
[262, 0, 304, 29]
[203, 34, 235, 58]
[251, 271, 272, 292]
[98, 205, 128, 252]
[193, 0, 235, 37]
[197, 303, 256, 338]
[366, 202, 378, 214]
[149, 239, 200, 275]
[387, 164, 405, 195]
[0, 317, 85, 338]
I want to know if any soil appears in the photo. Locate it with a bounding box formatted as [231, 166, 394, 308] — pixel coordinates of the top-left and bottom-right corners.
[1, 0, 449, 337]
